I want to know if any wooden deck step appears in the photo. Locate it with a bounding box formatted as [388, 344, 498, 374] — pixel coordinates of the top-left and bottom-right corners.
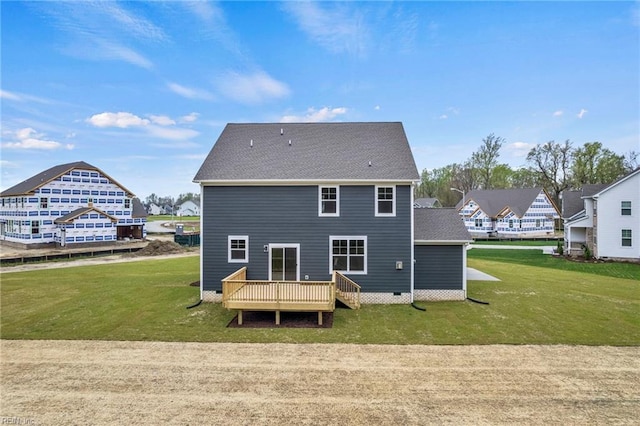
[335, 289, 360, 310]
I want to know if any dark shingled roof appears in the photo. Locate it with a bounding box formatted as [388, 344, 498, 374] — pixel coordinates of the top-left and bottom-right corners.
[1, 161, 135, 197]
[54, 207, 117, 224]
[560, 190, 584, 219]
[561, 184, 609, 219]
[457, 188, 552, 218]
[194, 122, 420, 182]
[414, 208, 472, 242]
[132, 198, 148, 218]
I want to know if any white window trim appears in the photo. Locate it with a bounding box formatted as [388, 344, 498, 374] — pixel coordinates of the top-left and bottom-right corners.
[329, 236, 367, 275]
[375, 185, 396, 217]
[268, 243, 300, 281]
[621, 229, 632, 248]
[318, 185, 340, 217]
[228, 235, 249, 263]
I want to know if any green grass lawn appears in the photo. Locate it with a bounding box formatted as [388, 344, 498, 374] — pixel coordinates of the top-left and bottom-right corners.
[1, 253, 638, 344]
[472, 240, 560, 246]
[147, 215, 199, 222]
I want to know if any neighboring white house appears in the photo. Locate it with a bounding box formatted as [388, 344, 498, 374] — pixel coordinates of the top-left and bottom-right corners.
[456, 188, 560, 238]
[177, 200, 200, 217]
[564, 168, 639, 261]
[414, 197, 442, 208]
[147, 203, 163, 215]
[0, 161, 147, 247]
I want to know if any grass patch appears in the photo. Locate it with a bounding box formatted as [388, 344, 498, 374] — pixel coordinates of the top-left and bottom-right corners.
[469, 248, 640, 280]
[1, 255, 638, 344]
[472, 240, 560, 246]
[147, 215, 199, 222]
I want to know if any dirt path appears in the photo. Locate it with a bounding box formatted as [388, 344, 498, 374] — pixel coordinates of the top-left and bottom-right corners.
[1, 341, 638, 425]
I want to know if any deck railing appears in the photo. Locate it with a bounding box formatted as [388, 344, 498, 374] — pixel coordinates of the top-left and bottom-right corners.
[333, 271, 361, 309]
[221, 268, 360, 311]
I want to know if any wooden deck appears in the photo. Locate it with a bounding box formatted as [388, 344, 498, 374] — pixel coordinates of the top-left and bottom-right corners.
[222, 268, 360, 325]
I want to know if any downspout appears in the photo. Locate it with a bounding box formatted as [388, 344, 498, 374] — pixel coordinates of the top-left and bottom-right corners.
[410, 182, 415, 304]
[199, 184, 204, 302]
[462, 242, 468, 299]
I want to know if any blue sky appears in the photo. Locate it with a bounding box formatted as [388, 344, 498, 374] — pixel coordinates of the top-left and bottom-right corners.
[2, 1, 638, 199]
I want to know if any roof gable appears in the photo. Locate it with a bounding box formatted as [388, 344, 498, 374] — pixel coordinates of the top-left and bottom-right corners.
[54, 207, 118, 224]
[414, 208, 472, 242]
[0, 161, 136, 197]
[592, 168, 640, 198]
[460, 188, 544, 218]
[194, 122, 420, 182]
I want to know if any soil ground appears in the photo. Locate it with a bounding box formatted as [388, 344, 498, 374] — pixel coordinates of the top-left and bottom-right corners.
[1, 340, 638, 425]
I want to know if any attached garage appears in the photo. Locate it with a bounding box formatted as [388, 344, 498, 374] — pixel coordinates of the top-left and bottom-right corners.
[413, 208, 472, 301]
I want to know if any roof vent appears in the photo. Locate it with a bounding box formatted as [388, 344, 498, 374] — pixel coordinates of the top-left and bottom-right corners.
[288, 139, 292, 146]
[368, 161, 372, 167]
[280, 128, 284, 135]
[250, 139, 253, 147]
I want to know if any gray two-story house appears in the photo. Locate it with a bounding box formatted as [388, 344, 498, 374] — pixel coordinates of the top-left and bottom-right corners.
[194, 122, 422, 304]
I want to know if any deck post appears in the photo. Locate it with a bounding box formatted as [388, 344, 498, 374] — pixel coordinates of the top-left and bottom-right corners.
[275, 310, 280, 325]
[318, 311, 323, 326]
[238, 310, 243, 325]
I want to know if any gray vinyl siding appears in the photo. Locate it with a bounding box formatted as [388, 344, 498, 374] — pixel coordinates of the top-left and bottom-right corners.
[414, 245, 463, 290]
[202, 185, 412, 294]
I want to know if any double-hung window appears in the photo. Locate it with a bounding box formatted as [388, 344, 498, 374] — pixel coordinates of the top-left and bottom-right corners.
[375, 186, 395, 216]
[228, 236, 249, 263]
[474, 218, 483, 228]
[40, 197, 48, 209]
[31, 220, 40, 234]
[319, 186, 339, 216]
[621, 229, 632, 247]
[621, 201, 631, 216]
[330, 236, 367, 274]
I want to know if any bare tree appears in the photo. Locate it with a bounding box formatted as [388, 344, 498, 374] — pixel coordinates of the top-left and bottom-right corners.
[526, 140, 573, 204]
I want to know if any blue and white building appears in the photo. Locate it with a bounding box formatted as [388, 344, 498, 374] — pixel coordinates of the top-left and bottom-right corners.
[456, 188, 560, 238]
[0, 161, 147, 247]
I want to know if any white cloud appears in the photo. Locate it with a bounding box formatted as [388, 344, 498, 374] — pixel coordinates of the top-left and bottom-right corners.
[438, 114, 448, 120]
[553, 110, 564, 117]
[0, 90, 21, 101]
[86, 111, 199, 141]
[505, 141, 535, 158]
[146, 126, 199, 140]
[577, 108, 588, 119]
[217, 71, 290, 104]
[149, 115, 176, 126]
[280, 107, 348, 123]
[374, 105, 381, 111]
[87, 112, 150, 128]
[39, 1, 163, 69]
[167, 82, 214, 100]
[282, 2, 369, 56]
[180, 112, 200, 123]
[2, 128, 74, 151]
[0, 89, 52, 104]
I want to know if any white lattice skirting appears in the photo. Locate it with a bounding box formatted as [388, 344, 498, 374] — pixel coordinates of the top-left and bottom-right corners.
[413, 289, 466, 301]
[202, 289, 464, 303]
[202, 291, 222, 303]
[359, 292, 411, 304]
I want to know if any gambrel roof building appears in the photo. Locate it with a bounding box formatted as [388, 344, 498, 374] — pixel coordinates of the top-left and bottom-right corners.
[0, 161, 146, 248]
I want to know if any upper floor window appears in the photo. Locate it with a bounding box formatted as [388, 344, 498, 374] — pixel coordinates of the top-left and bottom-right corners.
[621, 201, 631, 216]
[31, 220, 40, 234]
[474, 218, 483, 228]
[124, 199, 131, 209]
[40, 197, 48, 209]
[319, 186, 339, 216]
[622, 229, 632, 247]
[375, 186, 395, 216]
[228, 236, 249, 263]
